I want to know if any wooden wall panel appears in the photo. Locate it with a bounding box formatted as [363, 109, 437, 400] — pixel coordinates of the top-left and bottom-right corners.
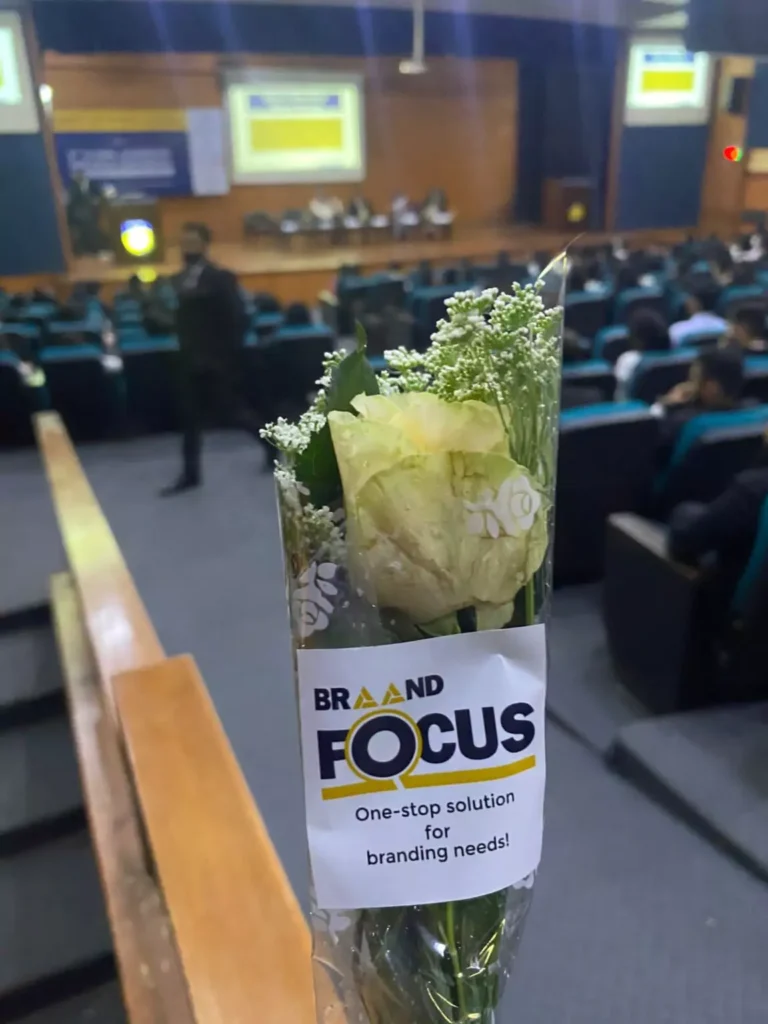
[699, 56, 755, 237]
[44, 53, 518, 245]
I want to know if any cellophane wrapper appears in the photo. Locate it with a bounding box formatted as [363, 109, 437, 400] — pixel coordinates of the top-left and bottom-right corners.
[274, 272, 565, 1024]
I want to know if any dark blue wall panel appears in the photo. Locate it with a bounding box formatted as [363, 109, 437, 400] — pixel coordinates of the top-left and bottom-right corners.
[614, 124, 709, 231]
[747, 64, 768, 148]
[0, 134, 65, 275]
[31, 1, 620, 60]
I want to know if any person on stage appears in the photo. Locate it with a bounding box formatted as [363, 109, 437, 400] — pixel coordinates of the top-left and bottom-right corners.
[160, 222, 269, 496]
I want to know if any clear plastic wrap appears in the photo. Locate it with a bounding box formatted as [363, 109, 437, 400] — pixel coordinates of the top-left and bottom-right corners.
[268, 270, 565, 1024]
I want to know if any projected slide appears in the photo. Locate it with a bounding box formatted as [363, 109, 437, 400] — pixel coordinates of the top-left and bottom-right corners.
[625, 42, 712, 126]
[0, 11, 39, 133]
[225, 71, 365, 184]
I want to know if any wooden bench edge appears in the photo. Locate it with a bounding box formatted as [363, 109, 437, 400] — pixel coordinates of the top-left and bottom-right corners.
[51, 572, 196, 1024]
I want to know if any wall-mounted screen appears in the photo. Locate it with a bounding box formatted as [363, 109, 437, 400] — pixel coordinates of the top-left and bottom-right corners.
[224, 69, 365, 184]
[0, 11, 39, 133]
[625, 41, 712, 127]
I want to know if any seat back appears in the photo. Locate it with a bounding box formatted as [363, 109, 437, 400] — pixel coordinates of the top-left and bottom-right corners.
[245, 327, 332, 419]
[121, 338, 180, 433]
[555, 402, 658, 582]
[564, 292, 610, 339]
[726, 497, 768, 700]
[561, 359, 615, 401]
[614, 286, 666, 324]
[716, 284, 767, 317]
[594, 325, 630, 363]
[40, 345, 116, 440]
[656, 421, 768, 516]
[628, 348, 697, 404]
[744, 356, 768, 404]
[0, 354, 33, 444]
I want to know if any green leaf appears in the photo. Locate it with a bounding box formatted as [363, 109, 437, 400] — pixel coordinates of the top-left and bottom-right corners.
[294, 323, 379, 507]
[326, 322, 379, 413]
[293, 423, 341, 509]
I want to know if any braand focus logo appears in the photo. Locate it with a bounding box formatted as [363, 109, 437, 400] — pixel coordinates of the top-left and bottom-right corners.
[314, 675, 537, 801]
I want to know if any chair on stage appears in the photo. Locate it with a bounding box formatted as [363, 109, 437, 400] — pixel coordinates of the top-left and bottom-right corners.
[604, 499, 768, 712]
[120, 336, 180, 434]
[627, 349, 698, 405]
[243, 210, 279, 244]
[391, 193, 421, 240]
[555, 401, 658, 583]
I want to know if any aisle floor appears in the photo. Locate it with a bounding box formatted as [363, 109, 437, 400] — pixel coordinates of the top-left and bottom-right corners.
[4, 433, 768, 1023]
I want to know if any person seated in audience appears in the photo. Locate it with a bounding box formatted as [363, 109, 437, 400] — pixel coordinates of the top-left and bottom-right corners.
[669, 286, 727, 347]
[615, 265, 639, 292]
[566, 265, 588, 294]
[614, 310, 671, 399]
[667, 429, 768, 615]
[655, 348, 746, 466]
[725, 305, 768, 354]
[560, 330, 603, 409]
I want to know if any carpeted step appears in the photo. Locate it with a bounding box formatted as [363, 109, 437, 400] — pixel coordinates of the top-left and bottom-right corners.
[0, 715, 83, 851]
[612, 701, 768, 883]
[0, 831, 113, 1003]
[15, 980, 126, 1024]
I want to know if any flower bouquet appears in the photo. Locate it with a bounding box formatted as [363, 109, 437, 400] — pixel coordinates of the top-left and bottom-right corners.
[265, 276, 564, 1024]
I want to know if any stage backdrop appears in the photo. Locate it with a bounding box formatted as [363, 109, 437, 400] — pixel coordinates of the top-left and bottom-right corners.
[53, 107, 227, 196]
[43, 53, 519, 245]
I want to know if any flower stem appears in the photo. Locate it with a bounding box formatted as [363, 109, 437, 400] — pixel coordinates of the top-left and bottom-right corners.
[525, 577, 536, 626]
[446, 901, 467, 1022]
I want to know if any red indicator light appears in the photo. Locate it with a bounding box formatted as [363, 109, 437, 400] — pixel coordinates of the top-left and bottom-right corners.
[723, 145, 744, 163]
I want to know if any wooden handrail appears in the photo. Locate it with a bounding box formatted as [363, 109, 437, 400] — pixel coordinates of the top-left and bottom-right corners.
[51, 572, 195, 1024]
[34, 412, 165, 698]
[113, 655, 345, 1024]
[36, 412, 346, 1023]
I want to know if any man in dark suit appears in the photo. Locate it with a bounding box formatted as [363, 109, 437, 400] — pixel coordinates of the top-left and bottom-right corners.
[161, 222, 266, 496]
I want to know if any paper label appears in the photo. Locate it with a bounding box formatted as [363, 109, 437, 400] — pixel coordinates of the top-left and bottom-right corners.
[297, 625, 547, 910]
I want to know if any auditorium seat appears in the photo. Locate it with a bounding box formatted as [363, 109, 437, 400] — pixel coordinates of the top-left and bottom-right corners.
[40, 345, 121, 441]
[744, 356, 768, 404]
[555, 402, 658, 583]
[604, 502, 768, 713]
[561, 359, 616, 402]
[627, 349, 697, 404]
[252, 312, 284, 339]
[654, 406, 768, 517]
[564, 292, 610, 339]
[613, 286, 667, 324]
[593, 325, 630, 363]
[410, 285, 455, 350]
[0, 352, 35, 445]
[120, 337, 180, 434]
[244, 326, 332, 420]
[716, 284, 767, 318]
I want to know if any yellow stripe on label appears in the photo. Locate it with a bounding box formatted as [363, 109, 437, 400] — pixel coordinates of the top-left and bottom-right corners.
[250, 116, 343, 153]
[322, 779, 397, 801]
[54, 108, 187, 133]
[401, 755, 536, 790]
[641, 69, 695, 94]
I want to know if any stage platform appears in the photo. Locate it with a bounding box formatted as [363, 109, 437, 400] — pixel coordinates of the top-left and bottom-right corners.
[66, 224, 688, 305]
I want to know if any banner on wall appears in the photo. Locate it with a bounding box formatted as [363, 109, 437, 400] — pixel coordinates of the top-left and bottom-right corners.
[53, 108, 228, 197]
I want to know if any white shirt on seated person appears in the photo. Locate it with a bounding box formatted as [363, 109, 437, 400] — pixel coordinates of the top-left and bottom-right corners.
[669, 294, 726, 348]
